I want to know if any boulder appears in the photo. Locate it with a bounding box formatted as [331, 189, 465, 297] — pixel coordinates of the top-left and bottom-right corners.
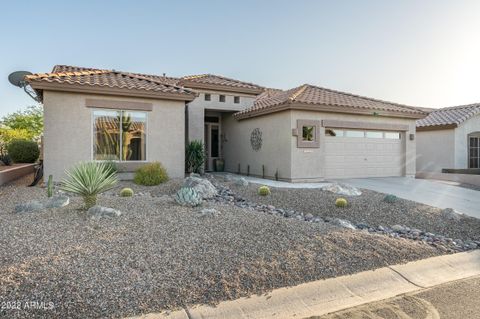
[183, 176, 217, 199]
[45, 195, 70, 209]
[235, 177, 249, 187]
[331, 218, 356, 230]
[322, 183, 362, 196]
[14, 201, 44, 213]
[197, 208, 220, 217]
[88, 206, 122, 218]
[441, 208, 462, 221]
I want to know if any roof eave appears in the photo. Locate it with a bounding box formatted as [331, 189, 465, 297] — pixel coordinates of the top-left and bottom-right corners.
[234, 102, 427, 121]
[28, 82, 197, 102]
[416, 123, 458, 131]
[179, 80, 264, 95]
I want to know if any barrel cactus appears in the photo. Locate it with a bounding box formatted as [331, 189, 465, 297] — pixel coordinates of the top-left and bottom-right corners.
[120, 188, 134, 197]
[383, 194, 397, 203]
[175, 187, 203, 207]
[335, 198, 348, 208]
[258, 185, 271, 196]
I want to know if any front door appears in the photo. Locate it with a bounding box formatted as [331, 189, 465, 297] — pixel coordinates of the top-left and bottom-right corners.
[204, 121, 220, 171]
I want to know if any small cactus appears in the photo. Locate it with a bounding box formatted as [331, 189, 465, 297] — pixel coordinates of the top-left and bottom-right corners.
[120, 188, 134, 197]
[262, 165, 265, 179]
[47, 175, 54, 198]
[175, 187, 203, 207]
[335, 198, 348, 208]
[258, 185, 271, 196]
[275, 169, 279, 181]
[247, 165, 250, 176]
[383, 194, 397, 203]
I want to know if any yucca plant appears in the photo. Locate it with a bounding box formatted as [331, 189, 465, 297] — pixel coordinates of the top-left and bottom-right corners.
[186, 140, 205, 174]
[60, 162, 118, 209]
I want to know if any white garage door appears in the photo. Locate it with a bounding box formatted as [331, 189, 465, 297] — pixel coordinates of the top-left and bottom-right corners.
[324, 128, 404, 179]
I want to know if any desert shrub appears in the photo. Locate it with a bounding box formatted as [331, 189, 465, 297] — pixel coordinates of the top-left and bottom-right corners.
[383, 194, 398, 203]
[258, 185, 271, 196]
[104, 161, 117, 177]
[120, 187, 134, 197]
[186, 140, 205, 174]
[134, 162, 168, 186]
[335, 198, 348, 208]
[60, 162, 118, 209]
[0, 154, 12, 166]
[174, 187, 202, 207]
[6, 139, 39, 163]
[47, 175, 54, 198]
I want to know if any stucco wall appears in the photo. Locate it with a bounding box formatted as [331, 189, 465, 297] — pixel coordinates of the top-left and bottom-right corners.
[416, 129, 455, 172]
[222, 111, 292, 180]
[187, 90, 256, 143]
[43, 91, 185, 180]
[290, 111, 417, 181]
[454, 113, 480, 168]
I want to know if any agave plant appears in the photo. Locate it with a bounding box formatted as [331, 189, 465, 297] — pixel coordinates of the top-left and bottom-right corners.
[60, 162, 118, 209]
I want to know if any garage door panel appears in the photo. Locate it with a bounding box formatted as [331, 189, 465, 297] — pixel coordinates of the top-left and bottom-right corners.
[324, 133, 404, 178]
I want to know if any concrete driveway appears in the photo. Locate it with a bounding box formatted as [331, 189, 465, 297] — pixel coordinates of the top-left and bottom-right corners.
[338, 177, 480, 219]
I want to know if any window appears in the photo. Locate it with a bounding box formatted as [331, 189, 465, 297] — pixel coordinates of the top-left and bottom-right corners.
[469, 136, 480, 168]
[345, 130, 365, 138]
[302, 126, 315, 141]
[385, 132, 401, 139]
[296, 119, 320, 148]
[234, 96, 240, 104]
[204, 93, 211, 101]
[93, 110, 146, 161]
[366, 131, 383, 138]
[219, 95, 226, 102]
[326, 129, 344, 137]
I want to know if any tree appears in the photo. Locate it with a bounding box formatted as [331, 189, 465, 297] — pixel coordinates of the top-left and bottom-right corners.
[1, 105, 43, 140]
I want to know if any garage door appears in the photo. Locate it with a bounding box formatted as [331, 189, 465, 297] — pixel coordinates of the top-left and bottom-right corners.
[324, 128, 404, 178]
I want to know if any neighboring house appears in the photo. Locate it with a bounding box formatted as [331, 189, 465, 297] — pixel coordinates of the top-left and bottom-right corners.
[416, 104, 480, 172]
[25, 65, 426, 181]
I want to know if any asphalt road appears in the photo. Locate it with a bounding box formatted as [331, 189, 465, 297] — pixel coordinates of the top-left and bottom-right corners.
[310, 275, 480, 319]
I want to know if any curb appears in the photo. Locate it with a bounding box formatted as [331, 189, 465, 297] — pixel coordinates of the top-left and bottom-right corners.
[130, 250, 480, 319]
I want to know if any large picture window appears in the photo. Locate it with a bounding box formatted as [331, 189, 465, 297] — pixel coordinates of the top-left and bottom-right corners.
[93, 110, 146, 161]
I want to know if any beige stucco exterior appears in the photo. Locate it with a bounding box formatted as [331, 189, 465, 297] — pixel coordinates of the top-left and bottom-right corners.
[222, 109, 417, 182]
[417, 113, 480, 172]
[43, 91, 186, 180]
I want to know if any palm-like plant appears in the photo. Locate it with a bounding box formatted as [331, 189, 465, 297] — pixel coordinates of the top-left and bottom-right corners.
[186, 140, 206, 174]
[60, 162, 118, 209]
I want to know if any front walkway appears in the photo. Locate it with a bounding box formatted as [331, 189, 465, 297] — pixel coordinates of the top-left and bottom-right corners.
[339, 177, 480, 219]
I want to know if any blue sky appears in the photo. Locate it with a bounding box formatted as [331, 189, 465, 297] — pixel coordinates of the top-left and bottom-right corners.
[1, 0, 480, 116]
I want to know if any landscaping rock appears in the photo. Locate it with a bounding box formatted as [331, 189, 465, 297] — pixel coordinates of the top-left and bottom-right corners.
[331, 218, 356, 230]
[197, 208, 220, 217]
[391, 225, 406, 232]
[322, 183, 362, 196]
[304, 213, 314, 221]
[45, 195, 70, 208]
[183, 176, 217, 199]
[14, 201, 44, 213]
[88, 206, 122, 218]
[235, 177, 249, 187]
[441, 208, 462, 221]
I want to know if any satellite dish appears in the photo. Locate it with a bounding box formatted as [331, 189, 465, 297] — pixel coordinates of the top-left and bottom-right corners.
[8, 71, 32, 87]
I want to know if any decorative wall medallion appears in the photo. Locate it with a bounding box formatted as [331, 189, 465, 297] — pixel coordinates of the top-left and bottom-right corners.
[250, 128, 262, 151]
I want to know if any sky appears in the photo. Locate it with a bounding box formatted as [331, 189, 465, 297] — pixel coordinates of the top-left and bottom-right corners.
[1, 0, 480, 117]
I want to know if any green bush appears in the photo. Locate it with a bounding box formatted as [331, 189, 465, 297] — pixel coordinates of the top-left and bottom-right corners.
[383, 194, 398, 203]
[335, 198, 348, 208]
[134, 162, 168, 186]
[120, 187, 134, 197]
[258, 185, 271, 196]
[186, 140, 205, 174]
[60, 162, 118, 209]
[0, 154, 12, 166]
[6, 139, 39, 163]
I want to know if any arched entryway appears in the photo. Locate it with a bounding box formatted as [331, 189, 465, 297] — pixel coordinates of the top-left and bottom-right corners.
[468, 132, 480, 168]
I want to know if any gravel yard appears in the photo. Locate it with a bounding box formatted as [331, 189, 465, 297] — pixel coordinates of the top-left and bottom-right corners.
[0, 179, 443, 319]
[225, 180, 480, 242]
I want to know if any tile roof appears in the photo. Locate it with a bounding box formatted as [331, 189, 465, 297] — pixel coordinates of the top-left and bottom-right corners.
[47, 65, 263, 94]
[416, 103, 480, 128]
[236, 84, 426, 119]
[26, 65, 196, 101]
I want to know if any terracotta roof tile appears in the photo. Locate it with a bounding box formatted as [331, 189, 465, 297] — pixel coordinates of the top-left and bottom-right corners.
[237, 84, 426, 119]
[26, 65, 196, 99]
[416, 103, 480, 128]
[179, 74, 264, 91]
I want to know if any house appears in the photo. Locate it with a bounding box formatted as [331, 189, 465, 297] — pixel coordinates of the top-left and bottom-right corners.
[416, 104, 480, 172]
[25, 65, 426, 181]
